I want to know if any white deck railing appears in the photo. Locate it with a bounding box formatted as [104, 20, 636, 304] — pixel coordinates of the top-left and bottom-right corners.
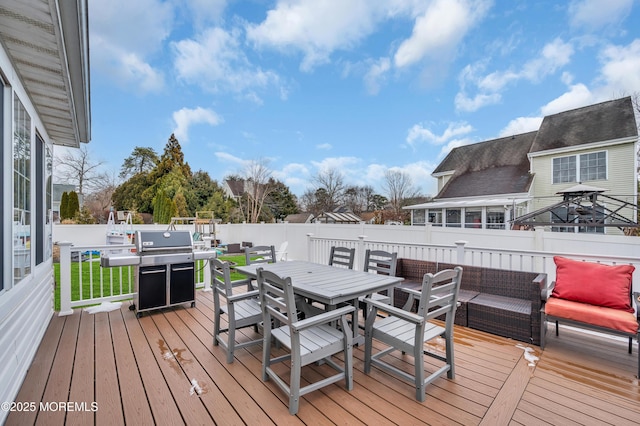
[57, 226, 640, 315]
[306, 235, 640, 286]
[57, 242, 213, 316]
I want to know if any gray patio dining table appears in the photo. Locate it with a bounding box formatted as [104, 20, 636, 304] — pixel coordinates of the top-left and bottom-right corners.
[234, 260, 404, 345]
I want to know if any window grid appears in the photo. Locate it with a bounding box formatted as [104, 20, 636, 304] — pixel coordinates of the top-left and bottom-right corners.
[552, 151, 606, 184]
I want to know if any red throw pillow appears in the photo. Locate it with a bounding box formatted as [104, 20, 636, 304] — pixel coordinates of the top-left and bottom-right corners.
[552, 256, 635, 313]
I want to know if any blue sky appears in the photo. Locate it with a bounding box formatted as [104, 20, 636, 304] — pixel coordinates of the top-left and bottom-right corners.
[80, 0, 640, 197]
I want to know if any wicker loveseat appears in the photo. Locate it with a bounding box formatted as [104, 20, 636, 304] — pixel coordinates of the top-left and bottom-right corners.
[395, 259, 547, 345]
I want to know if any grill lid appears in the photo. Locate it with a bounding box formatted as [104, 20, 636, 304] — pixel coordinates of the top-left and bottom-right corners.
[136, 230, 193, 253]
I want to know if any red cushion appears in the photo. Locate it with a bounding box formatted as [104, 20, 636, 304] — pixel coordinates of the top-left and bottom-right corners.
[545, 297, 638, 334]
[552, 256, 635, 313]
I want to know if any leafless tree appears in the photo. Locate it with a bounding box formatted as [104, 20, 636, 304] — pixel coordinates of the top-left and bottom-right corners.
[55, 145, 107, 197]
[311, 168, 345, 212]
[238, 158, 274, 223]
[83, 170, 119, 223]
[382, 170, 418, 222]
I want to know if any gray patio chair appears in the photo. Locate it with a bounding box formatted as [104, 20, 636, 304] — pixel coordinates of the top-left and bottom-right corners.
[329, 246, 355, 269]
[363, 266, 463, 402]
[212, 258, 263, 364]
[302, 246, 357, 317]
[245, 245, 276, 265]
[359, 249, 398, 319]
[257, 267, 355, 415]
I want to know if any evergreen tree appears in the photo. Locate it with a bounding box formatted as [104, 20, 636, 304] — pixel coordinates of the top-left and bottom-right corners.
[153, 190, 176, 224]
[68, 191, 80, 219]
[60, 192, 69, 220]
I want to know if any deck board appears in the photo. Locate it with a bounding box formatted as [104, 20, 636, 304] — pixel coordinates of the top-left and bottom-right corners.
[6, 290, 640, 425]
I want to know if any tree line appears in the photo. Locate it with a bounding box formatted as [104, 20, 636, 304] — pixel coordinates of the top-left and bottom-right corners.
[56, 134, 429, 224]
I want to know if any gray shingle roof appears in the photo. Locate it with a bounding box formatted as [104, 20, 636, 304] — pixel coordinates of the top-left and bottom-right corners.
[530, 96, 637, 153]
[434, 132, 536, 199]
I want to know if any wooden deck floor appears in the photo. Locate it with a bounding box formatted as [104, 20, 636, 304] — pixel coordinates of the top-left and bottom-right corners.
[6, 290, 640, 425]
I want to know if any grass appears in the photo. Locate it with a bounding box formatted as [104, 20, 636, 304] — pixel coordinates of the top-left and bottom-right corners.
[53, 253, 248, 311]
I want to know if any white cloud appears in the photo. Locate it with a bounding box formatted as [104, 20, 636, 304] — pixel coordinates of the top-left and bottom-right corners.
[456, 38, 574, 112]
[172, 27, 281, 100]
[184, 0, 228, 27]
[394, 0, 491, 68]
[310, 157, 362, 174]
[245, 0, 383, 72]
[89, 0, 172, 92]
[454, 92, 501, 112]
[498, 117, 543, 137]
[598, 39, 640, 94]
[406, 122, 474, 148]
[568, 0, 633, 30]
[316, 143, 332, 150]
[364, 57, 391, 95]
[540, 84, 594, 116]
[172, 107, 223, 143]
[214, 152, 248, 167]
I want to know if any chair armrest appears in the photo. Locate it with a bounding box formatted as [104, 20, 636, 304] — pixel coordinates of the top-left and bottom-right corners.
[230, 278, 252, 287]
[227, 289, 260, 302]
[541, 280, 556, 301]
[292, 305, 355, 331]
[633, 292, 640, 320]
[364, 298, 424, 324]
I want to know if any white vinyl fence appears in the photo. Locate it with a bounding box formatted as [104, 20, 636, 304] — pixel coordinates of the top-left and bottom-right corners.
[54, 222, 640, 314]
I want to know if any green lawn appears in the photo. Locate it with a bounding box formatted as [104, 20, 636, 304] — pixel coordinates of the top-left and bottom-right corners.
[53, 254, 248, 311]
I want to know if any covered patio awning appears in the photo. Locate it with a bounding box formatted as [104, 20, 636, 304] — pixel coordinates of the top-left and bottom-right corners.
[403, 197, 531, 210]
[314, 212, 362, 223]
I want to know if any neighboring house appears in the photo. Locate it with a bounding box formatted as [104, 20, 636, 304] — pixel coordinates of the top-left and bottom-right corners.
[223, 178, 245, 200]
[405, 97, 638, 234]
[0, 1, 90, 421]
[283, 212, 314, 223]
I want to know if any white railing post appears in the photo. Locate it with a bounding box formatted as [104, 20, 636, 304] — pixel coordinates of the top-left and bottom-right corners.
[306, 233, 314, 262]
[58, 241, 73, 316]
[202, 237, 212, 292]
[357, 235, 367, 271]
[455, 240, 467, 264]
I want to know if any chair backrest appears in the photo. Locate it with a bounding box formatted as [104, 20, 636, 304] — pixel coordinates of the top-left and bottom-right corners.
[417, 267, 463, 326]
[211, 257, 234, 297]
[257, 268, 298, 328]
[329, 246, 355, 269]
[245, 245, 276, 265]
[276, 241, 288, 261]
[363, 249, 398, 276]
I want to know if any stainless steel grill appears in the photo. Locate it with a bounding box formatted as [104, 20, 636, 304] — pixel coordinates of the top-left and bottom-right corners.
[136, 230, 194, 265]
[101, 230, 197, 317]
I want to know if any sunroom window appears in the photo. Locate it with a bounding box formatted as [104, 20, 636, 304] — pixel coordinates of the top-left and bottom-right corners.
[13, 94, 31, 284]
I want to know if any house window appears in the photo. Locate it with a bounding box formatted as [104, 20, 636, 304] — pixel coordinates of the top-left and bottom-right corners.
[552, 156, 576, 183]
[580, 152, 606, 181]
[445, 209, 461, 227]
[13, 94, 31, 284]
[465, 209, 482, 228]
[486, 207, 505, 229]
[427, 210, 442, 226]
[412, 209, 425, 225]
[552, 151, 606, 184]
